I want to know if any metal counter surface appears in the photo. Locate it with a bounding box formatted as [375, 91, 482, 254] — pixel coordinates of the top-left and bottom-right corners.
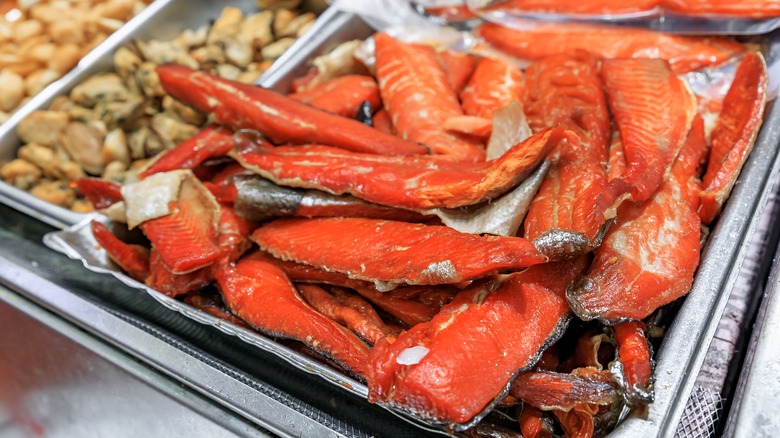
[0, 203, 440, 438]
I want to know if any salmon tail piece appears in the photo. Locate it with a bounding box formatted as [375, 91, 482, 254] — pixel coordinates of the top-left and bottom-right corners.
[139, 125, 235, 179]
[603, 58, 697, 203]
[156, 64, 427, 156]
[374, 33, 485, 162]
[567, 116, 706, 323]
[610, 321, 654, 406]
[509, 368, 620, 412]
[367, 258, 588, 427]
[251, 217, 547, 290]
[699, 51, 768, 225]
[90, 221, 149, 282]
[214, 251, 371, 379]
[146, 248, 212, 297]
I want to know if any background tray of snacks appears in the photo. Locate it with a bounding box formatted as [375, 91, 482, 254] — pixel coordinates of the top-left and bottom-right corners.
[0, 0, 327, 229]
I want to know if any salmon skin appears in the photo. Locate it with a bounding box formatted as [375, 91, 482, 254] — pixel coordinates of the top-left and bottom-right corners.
[231, 127, 560, 209]
[567, 116, 706, 323]
[251, 217, 547, 291]
[523, 52, 612, 259]
[612, 321, 654, 405]
[367, 258, 587, 426]
[603, 58, 697, 203]
[476, 22, 744, 74]
[214, 251, 371, 378]
[139, 125, 234, 178]
[374, 33, 485, 162]
[460, 57, 525, 120]
[156, 64, 427, 156]
[700, 52, 768, 225]
[231, 175, 426, 223]
[288, 75, 382, 118]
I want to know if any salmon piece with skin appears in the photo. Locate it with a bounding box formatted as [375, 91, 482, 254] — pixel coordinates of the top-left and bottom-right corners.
[437, 50, 477, 95]
[700, 52, 768, 225]
[140, 125, 234, 179]
[374, 33, 485, 162]
[567, 116, 707, 324]
[250, 217, 547, 291]
[523, 53, 612, 259]
[460, 57, 525, 120]
[476, 22, 744, 74]
[231, 127, 559, 209]
[603, 58, 697, 203]
[612, 321, 654, 405]
[367, 258, 588, 425]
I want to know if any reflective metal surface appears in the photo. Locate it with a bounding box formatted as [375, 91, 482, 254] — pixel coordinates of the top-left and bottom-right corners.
[0, 287, 256, 438]
[723, 240, 780, 437]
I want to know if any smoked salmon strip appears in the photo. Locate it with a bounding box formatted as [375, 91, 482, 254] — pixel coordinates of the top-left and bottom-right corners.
[90, 221, 149, 282]
[492, 0, 659, 15]
[214, 251, 371, 378]
[298, 284, 400, 345]
[523, 53, 612, 259]
[700, 52, 768, 225]
[139, 125, 234, 179]
[156, 64, 427, 156]
[438, 50, 477, 95]
[245, 251, 440, 326]
[460, 57, 525, 120]
[231, 127, 561, 209]
[367, 258, 588, 425]
[603, 58, 697, 203]
[146, 248, 212, 298]
[476, 22, 744, 74]
[374, 33, 485, 162]
[288, 75, 382, 118]
[662, 0, 780, 17]
[251, 217, 546, 290]
[567, 116, 706, 323]
[613, 321, 654, 405]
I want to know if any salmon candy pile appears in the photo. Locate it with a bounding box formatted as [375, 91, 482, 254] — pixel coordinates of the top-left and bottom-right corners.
[78, 21, 769, 437]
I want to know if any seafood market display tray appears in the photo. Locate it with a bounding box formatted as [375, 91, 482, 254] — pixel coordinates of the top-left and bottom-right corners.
[22, 7, 780, 437]
[0, 0, 330, 229]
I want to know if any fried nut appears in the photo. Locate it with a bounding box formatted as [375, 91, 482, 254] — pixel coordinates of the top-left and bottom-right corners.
[101, 128, 131, 166]
[279, 12, 315, 38]
[59, 122, 106, 175]
[273, 9, 296, 39]
[71, 73, 129, 107]
[101, 160, 128, 182]
[24, 68, 59, 96]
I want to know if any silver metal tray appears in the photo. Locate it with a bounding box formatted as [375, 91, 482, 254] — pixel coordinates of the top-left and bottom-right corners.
[25, 8, 780, 438]
[0, 0, 329, 230]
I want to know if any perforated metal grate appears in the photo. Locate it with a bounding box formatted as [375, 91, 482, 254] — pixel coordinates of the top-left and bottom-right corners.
[675, 385, 722, 438]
